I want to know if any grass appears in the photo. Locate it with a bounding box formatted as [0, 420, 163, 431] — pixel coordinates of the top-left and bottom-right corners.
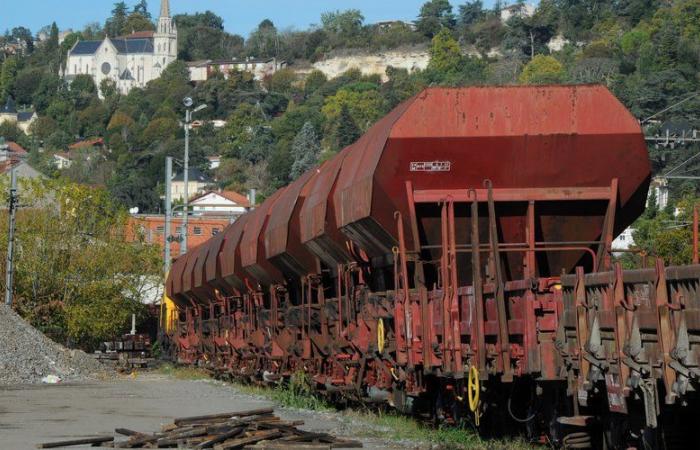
[348, 410, 534, 450]
[232, 371, 333, 411]
[156, 363, 211, 380]
[156, 366, 535, 450]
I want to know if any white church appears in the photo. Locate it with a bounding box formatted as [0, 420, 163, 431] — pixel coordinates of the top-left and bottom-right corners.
[64, 0, 177, 95]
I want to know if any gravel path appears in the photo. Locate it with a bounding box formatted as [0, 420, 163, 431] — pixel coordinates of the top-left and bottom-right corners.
[0, 374, 419, 449]
[0, 304, 104, 385]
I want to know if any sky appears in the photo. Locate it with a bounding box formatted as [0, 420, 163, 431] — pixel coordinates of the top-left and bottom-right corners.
[0, 0, 483, 38]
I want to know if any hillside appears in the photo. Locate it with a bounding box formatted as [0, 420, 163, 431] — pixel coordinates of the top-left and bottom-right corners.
[0, 0, 698, 226]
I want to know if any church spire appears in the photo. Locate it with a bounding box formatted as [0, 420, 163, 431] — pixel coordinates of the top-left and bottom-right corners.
[160, 0, 170, 18]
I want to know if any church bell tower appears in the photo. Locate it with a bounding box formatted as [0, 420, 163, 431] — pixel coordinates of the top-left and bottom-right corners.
[153, 0, 178, 71]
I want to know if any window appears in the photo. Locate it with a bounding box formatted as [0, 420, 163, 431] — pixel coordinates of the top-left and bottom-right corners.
[193, 226, 203, 236]
[155, 226, 165, 234]
[212, 228, 221, 236]
[175, 225, 185, 235]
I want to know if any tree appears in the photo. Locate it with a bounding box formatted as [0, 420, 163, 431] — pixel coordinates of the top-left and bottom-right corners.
[0, 56, 19, 99]
[290, 122, 321, 179]
[142, 117, 178, 144]
[321, 9, 365, 47]
[105, 2, 129, 37]
[459, 1, 485, 28]
[246, 19, 279, 58]
[334, 104, 360, 150]
[100, 78, 118, 99]
[428, 28, 463, 74]
[2, 179, 161, 349]
[519, 54, 565, 84]
[12, 67, 44, 105]
[10, 27, 34, 53]
[122, 13, 156, 35]
[47, 22, 60, 51]
[133, 0, 151, 18]
[322, 86, 385, 131]
[304, 70, 328, 96]
[416, 0, 456, 38]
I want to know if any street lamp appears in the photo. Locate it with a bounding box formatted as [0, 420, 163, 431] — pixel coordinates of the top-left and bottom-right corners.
[181, 97, 207, 256]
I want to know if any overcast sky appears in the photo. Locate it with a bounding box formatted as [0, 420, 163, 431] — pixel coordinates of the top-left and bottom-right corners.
[0, 0, 490, 37]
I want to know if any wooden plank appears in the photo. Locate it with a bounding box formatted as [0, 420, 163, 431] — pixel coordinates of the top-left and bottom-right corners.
[195, 426, 245, 449]
[36, 436, 114, 449]
[114, 429, 142, 437]
[175, 408, 274, 425]
[213, 430, 282, 450]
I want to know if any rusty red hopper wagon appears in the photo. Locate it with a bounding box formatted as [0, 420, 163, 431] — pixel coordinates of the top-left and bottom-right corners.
[164, 86, 700, 448]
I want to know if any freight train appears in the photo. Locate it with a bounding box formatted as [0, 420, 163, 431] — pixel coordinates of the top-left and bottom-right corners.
[162, 85, 700, 449]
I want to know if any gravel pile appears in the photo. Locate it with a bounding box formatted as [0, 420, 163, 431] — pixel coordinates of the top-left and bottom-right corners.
[0, 304, 104, 385]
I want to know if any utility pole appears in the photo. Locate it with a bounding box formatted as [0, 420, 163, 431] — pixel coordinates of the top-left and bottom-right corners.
[180, 98, 207, 255]
[5, 168, 17, 306]
[181, 108, 190, 256]
[164, 156, 173, 274]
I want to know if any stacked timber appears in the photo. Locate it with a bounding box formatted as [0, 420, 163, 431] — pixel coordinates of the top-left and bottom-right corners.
[36, 408, 362, 449]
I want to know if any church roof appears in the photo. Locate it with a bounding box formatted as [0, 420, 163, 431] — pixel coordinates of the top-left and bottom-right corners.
[72, 40, 102, 55]
[111, 38, 154, 54]
[116, 31, 155, 39]
[71, 38, 154, 55]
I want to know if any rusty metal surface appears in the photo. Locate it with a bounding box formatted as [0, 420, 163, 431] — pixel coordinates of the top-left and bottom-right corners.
[239, 189, 285, 286]
[169, 254, 188, 300]
[265, 169, 317, 277]
[334, 86, 648, 274]
[181, 244, 204, 300]
[219, 213, 251, 292]
[203, 230, 227, 293]
[298, 147, 352, 266]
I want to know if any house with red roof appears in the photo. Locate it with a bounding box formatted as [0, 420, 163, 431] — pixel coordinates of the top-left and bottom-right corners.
[190, 189, 251, 219]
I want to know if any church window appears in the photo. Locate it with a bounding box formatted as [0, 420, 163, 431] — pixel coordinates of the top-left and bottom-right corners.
[74, 64, 77, 73]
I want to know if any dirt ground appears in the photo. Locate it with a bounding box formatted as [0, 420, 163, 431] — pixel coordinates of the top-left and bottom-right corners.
[0, 373, 408, 450]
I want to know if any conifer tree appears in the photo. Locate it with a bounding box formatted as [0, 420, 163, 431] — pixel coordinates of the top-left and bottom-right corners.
[290, 122, 321, 179]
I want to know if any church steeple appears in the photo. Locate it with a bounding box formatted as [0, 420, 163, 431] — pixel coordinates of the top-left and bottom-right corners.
[160, 0, 170, 18]
[154, 0, 178, 68]
[156, 0, 176, 35]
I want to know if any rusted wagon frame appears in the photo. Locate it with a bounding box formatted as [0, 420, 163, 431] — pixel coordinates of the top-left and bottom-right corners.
[560, 261, 700, 426]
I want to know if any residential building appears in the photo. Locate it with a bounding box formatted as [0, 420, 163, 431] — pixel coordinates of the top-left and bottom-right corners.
[0, 159, 43, 180]
[649, 177, 669, 210]
[171, 168, 214, 201]
[127, 214, 231, 257]
[188, 58, 287, 82]
[207, 155, 221, 170]
[613, 227, 635, 252]
[69, 137, 105, 152]
[0, 140, 27, 161]
[64, 0, 177, 96]
[0, 97, 38, 134]
[190, 190, 250, 218]
[500, 3, 536, 22]
[52, 137, 106, 169]
[53, 152, 72, 169]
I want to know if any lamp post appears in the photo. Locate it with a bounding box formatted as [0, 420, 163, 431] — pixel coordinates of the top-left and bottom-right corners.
[181, 98, 207, 256]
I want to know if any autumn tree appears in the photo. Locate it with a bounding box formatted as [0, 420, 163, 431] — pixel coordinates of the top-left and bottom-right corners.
[519, 54, 565, 84]
[1, 179, 161, 349]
